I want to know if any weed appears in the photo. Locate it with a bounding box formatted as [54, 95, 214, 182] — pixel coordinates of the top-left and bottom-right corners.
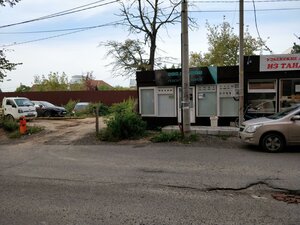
[0, 118, 18, 132]
[150, 132, 199, 144]
[98, 99, 146, 141]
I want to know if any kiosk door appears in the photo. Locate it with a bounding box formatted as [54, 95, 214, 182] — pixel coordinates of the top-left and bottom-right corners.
[197, 85, 217, 117]
[177, 87, 195, 123]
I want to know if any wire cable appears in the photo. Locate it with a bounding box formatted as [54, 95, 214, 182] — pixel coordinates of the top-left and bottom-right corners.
[251, 0, 273, 53]
[0, 21, 121, 48]
[0, 0, 119, 29]
[189, 7, 300, 12]
[191, 0, 300, 2]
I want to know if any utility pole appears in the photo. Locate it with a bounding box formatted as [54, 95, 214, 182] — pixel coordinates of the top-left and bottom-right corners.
[239, 0, 244, 127]
[181, 0, 190, 134]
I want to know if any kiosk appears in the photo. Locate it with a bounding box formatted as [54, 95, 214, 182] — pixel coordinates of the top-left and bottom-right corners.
[137, 54, 300, 128]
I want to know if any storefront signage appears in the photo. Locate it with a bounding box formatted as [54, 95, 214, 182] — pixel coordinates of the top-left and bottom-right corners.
[260, 54, 300, 72]
[155, 69, 204, 85]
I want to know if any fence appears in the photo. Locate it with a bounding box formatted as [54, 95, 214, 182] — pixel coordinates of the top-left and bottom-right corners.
[0, 90, 138, 106]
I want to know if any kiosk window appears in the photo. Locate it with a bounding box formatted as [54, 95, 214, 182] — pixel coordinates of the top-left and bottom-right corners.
[248, 80, 276, 92]
[247, 80, 276, 113]
[140, 88, 155, 116]
[280, 79, 300, 111]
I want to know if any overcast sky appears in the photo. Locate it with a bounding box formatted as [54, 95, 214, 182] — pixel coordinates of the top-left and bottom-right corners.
[0, 0, 299, 91]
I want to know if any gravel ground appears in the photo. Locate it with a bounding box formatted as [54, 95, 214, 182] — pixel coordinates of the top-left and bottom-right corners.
[0, 117, 243, 148]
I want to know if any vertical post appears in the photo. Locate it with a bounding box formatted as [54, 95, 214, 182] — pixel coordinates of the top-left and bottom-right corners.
[181, 0, 190, 134]
[95, 105, 99, 135]
[239, 0, 244, 127]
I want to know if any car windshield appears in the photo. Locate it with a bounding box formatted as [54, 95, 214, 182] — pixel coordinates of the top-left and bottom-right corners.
[266, 105, 300, 119]
[41, 101, 55, 107]
[75, 104, 88, 110]
[15, 99, 34, 107]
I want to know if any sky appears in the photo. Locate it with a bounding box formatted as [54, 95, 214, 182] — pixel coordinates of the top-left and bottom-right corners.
[0, 0, 299, 92]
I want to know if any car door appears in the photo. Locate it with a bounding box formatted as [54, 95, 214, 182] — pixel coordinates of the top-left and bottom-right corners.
[288, 111, 300, 144]
[5, 99, 17, 118]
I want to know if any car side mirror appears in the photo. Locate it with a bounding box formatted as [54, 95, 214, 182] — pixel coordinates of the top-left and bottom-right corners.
[12, 104, 16, 108]
[291, 115, 300, 121]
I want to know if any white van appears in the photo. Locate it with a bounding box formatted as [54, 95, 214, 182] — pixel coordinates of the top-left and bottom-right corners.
[1, 97, 37, 120]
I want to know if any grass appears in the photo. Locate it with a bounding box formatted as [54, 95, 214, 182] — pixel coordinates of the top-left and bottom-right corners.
[150, 131, 199, 144]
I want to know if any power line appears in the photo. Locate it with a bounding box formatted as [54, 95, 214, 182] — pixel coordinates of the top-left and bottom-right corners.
[191, 0, 300, 2]
[0, 21, 121, 48]
[1, 5, 298, 34]
[251, 0, 273, 53]
[189, 7, 300, 12]
[0, 0, 119, 29]
[0, 21, 123, 34]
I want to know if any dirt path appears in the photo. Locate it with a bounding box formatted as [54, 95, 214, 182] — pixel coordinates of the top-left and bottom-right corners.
[0, 117, 241, 147]
[0, 117, 105, 145]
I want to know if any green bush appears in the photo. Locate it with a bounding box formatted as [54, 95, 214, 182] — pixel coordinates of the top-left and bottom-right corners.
[27, 126, 44, 134]
[150, 132, 199, 143]
[89, 102, 109, 116]
[99, 99, 146, 141]
[109, 98, 136, 115]
[1, 117, 19, 132]
[64, 99, 78, 116]
[150, 131, 182, 142]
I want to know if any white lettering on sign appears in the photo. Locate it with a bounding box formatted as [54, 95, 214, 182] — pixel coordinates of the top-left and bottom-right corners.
[260, 54, 300, 72]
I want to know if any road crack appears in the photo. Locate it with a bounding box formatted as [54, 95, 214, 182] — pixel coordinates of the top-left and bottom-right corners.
[162, 180, 300, 194]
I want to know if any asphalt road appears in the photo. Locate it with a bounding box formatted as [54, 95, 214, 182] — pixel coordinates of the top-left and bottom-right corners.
[0, 143, 299, 225]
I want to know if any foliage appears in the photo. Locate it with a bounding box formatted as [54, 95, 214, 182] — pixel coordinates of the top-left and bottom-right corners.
[150, 131, 199, 143]
[89, 102, 109, 116]
[109, 98, 136, 115]
[63, 100, 78, 116]
[99, 99, 146, 141]
[291, 36, 300, 54]
[102, 39, 149, 77]
[97, 85, 112, 90]
[27, 125, 44, 135]
[150, 131, 181, 142]
[0, 1, 22, 82]
[0, 0, 20, 7]
[0, 49, 22, 82]
[0, 116, 43, 138]
[69, 81, 86, 91]
[107, 0, 186, 76]
[33, 72, 69, 91]
[83, 71, 98, 91]
[190, 18, 269, 67]
[15, 84, 31, 92]
[0, 117, 18, 132]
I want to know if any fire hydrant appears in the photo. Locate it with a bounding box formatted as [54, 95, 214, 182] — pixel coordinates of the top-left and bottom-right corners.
[19, 116, 27, 134]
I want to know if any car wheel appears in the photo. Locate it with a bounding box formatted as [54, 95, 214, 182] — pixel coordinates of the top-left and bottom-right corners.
[44, 111, 51, 117]
[261, 133, 285, 152]
[5, 114, 15, 121]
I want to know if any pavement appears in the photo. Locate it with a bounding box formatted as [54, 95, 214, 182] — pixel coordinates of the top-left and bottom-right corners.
[162, 125, 239, 136]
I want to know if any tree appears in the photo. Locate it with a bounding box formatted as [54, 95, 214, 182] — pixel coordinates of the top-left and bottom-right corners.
[103, 39, 149, 77]
[33, 72, 69, 91]
[190, 18, 268, 67]
[0, 0, 20, 7]
[117, 0, 182, 72]
[0, 50, 21, 82]
[103, 0, 188, 76]
[0, 0, 21, 82]
[82, 71, 97, 91]
[291, 35, 300, 54]
[15, 84, 31, 92]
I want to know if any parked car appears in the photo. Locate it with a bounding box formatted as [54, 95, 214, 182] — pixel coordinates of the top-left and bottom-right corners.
[32, 101, 67, 117]
[239, 105, 300, 152]
[1, 97, 37, 120]
[72, 102, 90, 115]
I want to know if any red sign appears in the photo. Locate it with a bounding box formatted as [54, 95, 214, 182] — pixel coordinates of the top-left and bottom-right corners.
[260, 54, 300, 72]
